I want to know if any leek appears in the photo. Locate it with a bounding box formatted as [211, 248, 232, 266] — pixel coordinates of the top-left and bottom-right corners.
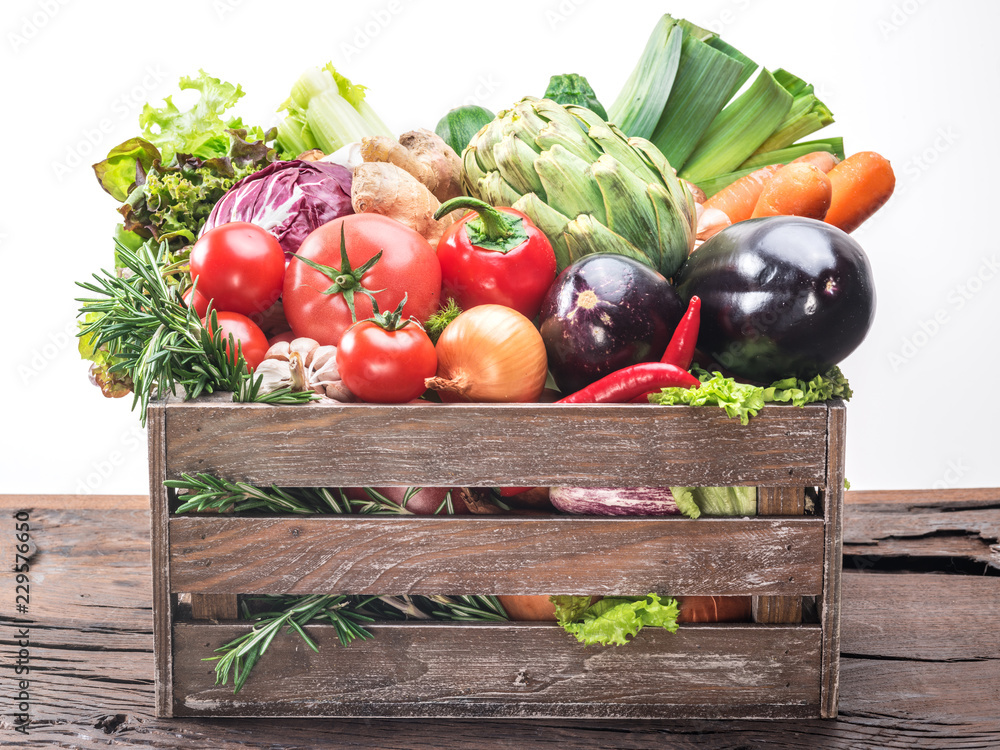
[649, 28, 745, 170]
[750, 69, 834, 155]
[678, 68, 793, 184]
[677, 18, 757, 96]
[608, 15, 683, 140]
[276, 63, 392, 158]
[740, 137, 845, 171]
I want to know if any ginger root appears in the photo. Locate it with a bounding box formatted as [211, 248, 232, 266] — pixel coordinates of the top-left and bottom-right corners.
[351, 162, 456, 244]
[360, 129, 464, 203]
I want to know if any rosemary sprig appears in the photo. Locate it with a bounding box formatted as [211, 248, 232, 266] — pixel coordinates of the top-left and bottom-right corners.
[167, 474, 417, 515]
[76, 238, 313, 423]
[211, 593, 511, 693]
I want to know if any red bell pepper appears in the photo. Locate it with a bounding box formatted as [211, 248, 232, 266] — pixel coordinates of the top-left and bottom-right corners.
[433, 197, 556, 319]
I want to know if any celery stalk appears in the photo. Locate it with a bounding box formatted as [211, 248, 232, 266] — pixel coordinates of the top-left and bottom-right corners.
[678, 69, 793, 184]
[608, 15, 683, 139]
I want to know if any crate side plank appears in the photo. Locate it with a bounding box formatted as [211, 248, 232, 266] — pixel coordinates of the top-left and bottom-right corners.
[172, 622, 822, 719]
[147, 403, 173, 718]
[820, 400, 846, 718]
[753, 487, 806, 624]
[163, 402, 829, 487]
[168, 516, 824, 597]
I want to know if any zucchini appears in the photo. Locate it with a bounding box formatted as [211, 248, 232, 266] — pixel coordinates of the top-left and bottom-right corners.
[435, 105, 495, 156]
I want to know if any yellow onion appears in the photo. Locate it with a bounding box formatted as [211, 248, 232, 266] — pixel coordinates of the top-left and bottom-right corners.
[425, 304, 548, 402]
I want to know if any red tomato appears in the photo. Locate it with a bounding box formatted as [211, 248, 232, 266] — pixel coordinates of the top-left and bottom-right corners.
[207, 312, 269, 371]
[190, 222, 285, 317]
[283, 215, 441, 346]
[182, 287, 210, 318]
[436, 205, 556, 319]
[336, 320, 437, 403]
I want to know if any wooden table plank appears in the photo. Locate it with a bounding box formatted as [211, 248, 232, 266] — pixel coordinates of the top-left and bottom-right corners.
[2, 494, 999, 749]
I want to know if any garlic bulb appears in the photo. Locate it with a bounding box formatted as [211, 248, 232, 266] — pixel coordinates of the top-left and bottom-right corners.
[256, 337, 356, 402]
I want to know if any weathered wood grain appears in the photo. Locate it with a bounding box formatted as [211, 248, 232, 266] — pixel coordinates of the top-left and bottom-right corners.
[171, 621, 823, 719]
[163, 401, 830, 488]
[190, 594, 239, 620]
[168, 516, 825, 597]
[3, 499, 998, 748]
[146, 402, 173, 718]
[820, 400, 846, 718]
[753, 487, 805, 624]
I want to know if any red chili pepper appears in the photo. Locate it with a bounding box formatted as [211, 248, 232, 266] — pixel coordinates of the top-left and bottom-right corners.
[662, 296, 701, 369]
[557, 362, 701, 404]
[433, 197, 557, 320]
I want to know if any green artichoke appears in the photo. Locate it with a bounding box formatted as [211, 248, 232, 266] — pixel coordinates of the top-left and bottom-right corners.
[461, 97, 696, 278]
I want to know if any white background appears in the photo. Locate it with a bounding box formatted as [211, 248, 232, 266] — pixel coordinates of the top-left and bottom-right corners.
[1, 0, 995, 496]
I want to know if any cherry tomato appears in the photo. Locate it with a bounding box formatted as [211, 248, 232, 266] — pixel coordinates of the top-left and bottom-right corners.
[207, 312, 269, 371]
[190, 222, 285, 317]
[336, 319, 437, 403]
[182, 287, 210, 318]
[283, 214, 441, 346]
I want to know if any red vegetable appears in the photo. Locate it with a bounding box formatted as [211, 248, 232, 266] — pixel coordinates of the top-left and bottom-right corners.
[336, 297, 438, 403]
[206, 311, 269, 371]
[661, 295, 701, 369]
[434, 197, 557, 319]
[189, 222, 286, 317]
[556, 362, 700, 404]
[283, 214, 441, 346]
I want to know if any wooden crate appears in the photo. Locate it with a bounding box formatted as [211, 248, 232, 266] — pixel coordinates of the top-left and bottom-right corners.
[148, 398, 845, 720]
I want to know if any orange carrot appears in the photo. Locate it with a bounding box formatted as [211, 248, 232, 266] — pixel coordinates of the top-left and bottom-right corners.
[751, 162, 832, 220]
[823, 151, 896, 233]
[703, 164, 783, 223]
[791, 150, 840, 173]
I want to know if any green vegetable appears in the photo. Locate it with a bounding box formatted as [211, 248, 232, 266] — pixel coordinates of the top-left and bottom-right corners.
[669, 487, 757, 519]
[138, 70, 270, 164]
[678, 68, 793, 184]
[434, 105, 494, 156]
[543, 74, 608, 120]
[462, 97, 696, 278]
[648, 364, 852, 425]
[553, 594, 680, 646]
[276, 63, 392, 158]
[607, 15, 682, 139]
[118, 129, 276, 249]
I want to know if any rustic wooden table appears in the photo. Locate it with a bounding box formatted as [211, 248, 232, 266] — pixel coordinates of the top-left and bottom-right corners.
[2, 489, 998, 749]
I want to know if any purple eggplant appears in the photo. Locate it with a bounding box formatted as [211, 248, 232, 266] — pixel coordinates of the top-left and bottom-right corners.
[674, 217, 876, 383]
[549, 487, 681, 516]
[539, 254, 684, 394]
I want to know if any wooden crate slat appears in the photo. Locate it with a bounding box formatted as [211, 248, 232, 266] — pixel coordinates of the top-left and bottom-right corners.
[163, 401, 829, 487]
[753, 487, 806, 624]
[147, 403, 174, 718]
[168, 515, 825, 597]
[171, 622, 822, 719]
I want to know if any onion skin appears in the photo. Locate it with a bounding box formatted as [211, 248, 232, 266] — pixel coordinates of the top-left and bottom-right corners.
[426, 304, 548, 403]
[549, 487, 682, 516]
[342, 487, 469, 515]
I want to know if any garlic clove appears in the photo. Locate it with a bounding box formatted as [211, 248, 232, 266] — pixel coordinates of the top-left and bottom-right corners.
[306, 345, 338, 370]
[323, 381, 356, 402]
[254, 359, 292, 394]
[264, 341, 292, 362]
[311, 356, 341, 383]
[289, 337, 321, 360]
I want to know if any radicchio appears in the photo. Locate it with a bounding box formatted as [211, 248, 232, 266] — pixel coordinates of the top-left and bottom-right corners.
[201, 159, 353, 257]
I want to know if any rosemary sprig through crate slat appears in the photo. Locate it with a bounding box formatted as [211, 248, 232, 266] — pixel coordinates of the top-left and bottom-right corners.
[170, 474, 513, 692]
